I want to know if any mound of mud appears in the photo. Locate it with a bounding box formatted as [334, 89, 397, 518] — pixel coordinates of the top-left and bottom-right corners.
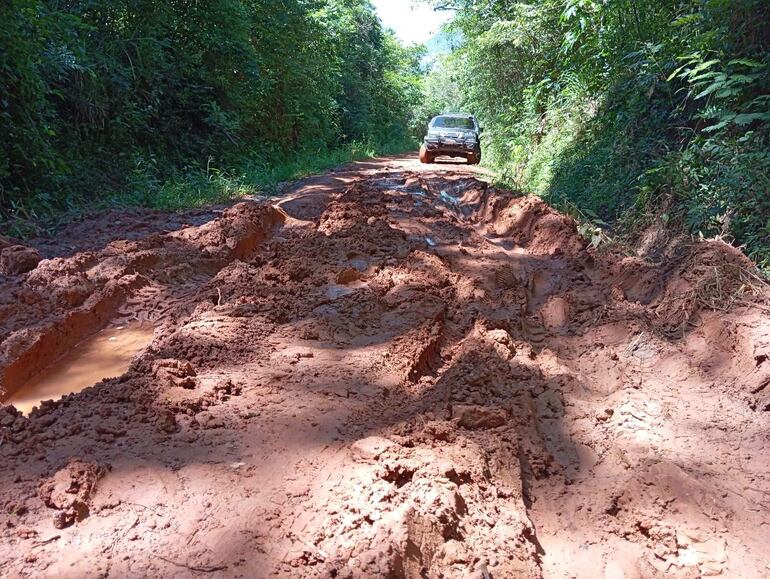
[483, 195, 587, 257]
[1, 158, 768, 578]
[612, 238, 765, 337]
[1, 202, 284, 399]
[407, 174, 587, 257]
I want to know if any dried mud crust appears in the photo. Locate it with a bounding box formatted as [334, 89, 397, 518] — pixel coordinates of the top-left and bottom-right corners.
[1, 156, 770, 578]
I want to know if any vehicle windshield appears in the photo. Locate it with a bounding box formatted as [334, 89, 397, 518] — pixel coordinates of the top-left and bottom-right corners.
[431, 116, 474, 130]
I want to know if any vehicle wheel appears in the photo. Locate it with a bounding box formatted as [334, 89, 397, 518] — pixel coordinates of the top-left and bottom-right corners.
[467, 151, 481, 165]
[419, 144, 434, 164]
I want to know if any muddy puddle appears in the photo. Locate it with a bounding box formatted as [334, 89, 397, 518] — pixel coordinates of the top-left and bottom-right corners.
[4, 323, 154, 415]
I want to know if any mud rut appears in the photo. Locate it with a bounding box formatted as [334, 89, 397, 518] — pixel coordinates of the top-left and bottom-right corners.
[1, 158, 770, 578]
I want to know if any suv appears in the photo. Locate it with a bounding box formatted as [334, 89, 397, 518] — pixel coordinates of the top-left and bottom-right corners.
[419, 113, 482, 165]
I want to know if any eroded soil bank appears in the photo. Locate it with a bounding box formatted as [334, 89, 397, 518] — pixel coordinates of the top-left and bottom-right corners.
[1, 156, 769, 578]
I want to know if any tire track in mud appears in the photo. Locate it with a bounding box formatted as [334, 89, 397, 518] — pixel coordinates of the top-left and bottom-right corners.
[1, 157, 769, 578]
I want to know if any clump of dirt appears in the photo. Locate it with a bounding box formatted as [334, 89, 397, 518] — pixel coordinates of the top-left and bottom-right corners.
[152, 359, 197, 389]
[0, 156, 768, 578]
[38, 459, 107, 529]
[0, 244, 41, 275]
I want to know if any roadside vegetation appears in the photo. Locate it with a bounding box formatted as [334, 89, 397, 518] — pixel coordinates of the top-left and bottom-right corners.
[3, 0, 769, 271]
[1, 0, 424, 236]
[427, 0, 770, 269]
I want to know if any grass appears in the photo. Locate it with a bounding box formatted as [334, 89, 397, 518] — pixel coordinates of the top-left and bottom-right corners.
[2, 138, 416, 239]
[150, 139, 412, 210]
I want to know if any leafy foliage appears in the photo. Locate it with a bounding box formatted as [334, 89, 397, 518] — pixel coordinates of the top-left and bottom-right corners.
[0, 0, 424, 230]
[430, 0, 770, 269]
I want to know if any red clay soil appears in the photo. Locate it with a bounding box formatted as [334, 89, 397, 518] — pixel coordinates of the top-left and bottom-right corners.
[1, 155, 770, 578]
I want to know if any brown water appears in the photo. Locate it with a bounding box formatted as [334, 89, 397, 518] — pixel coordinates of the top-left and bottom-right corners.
[5, 323, 155, 415]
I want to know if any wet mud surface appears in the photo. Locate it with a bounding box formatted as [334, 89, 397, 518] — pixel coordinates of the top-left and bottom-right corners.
[6, 322, 155, 416]
[1, 155, 769, 578]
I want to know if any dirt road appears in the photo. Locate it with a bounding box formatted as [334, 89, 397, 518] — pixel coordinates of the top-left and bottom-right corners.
[1, 155, 770, 578]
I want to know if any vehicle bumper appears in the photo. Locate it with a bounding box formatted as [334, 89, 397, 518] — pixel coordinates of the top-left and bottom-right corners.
[424, 139, 478, 155]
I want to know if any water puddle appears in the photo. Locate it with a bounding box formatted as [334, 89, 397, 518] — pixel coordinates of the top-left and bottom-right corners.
[439, 190, 461, 206]
[4, 323, 154, 415]
[324, 281, 367, 300]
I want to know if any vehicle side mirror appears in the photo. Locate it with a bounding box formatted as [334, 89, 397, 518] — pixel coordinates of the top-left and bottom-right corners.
[479, 127, 484, 134]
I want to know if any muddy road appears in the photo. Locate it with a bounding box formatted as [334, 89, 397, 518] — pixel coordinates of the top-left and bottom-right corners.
[1, 155, 770, 578]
